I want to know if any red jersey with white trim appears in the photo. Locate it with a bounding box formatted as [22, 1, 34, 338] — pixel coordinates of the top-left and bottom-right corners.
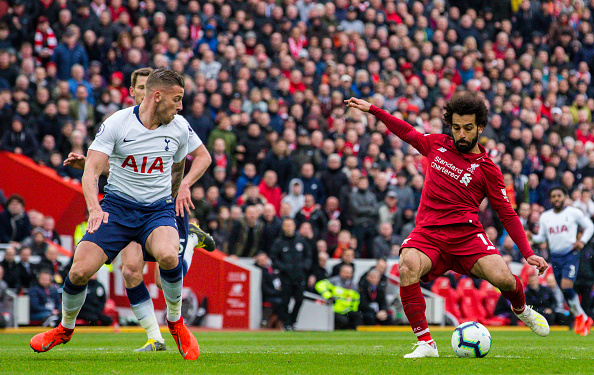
[370, 105, 534, 259]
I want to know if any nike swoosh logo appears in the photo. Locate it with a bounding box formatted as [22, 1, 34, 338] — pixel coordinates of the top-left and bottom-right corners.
[123, 138, 135, 142]
[42, 339, 56, 351]
[173, 333, 188, 357]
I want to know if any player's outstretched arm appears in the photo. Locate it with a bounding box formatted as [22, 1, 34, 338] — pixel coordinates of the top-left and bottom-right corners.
[345, 97, 432, 156]
[82, 150, 110, 233]
[64, 152, 110, 176]
[175, 144, 211, 217]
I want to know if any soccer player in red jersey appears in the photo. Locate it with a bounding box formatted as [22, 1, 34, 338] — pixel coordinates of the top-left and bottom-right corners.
[346, 93, 550, 358]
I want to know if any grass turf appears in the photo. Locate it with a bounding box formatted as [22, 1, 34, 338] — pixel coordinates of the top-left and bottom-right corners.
[2, 328, 593, 374]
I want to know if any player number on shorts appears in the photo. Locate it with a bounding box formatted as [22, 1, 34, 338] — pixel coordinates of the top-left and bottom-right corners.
[477, 234, 496, 250]
[569, 265, 576, 278]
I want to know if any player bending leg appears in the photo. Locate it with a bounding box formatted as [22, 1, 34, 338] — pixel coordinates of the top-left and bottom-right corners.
[31, 69, 200, 360]
[532, 187, 594, 335]
[64, 68, 215, 352]
[346, 93, 549, 359]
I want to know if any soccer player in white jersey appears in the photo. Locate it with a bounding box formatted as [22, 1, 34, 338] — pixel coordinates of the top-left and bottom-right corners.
[63, 67, 214, 352]
[532, 187, 594, 335]
[31, 68, 200, 360]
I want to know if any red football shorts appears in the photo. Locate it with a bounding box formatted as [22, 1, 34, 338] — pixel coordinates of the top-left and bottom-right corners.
[400, 225, 500, 283]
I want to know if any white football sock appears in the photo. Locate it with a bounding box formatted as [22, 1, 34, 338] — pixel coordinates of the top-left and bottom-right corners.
[61, 287, 87, 329]
[161, 277, 183, 322]
[131, 299, 163, 342]
[567, 294, 586, 318]
[184, 233, 198, 269]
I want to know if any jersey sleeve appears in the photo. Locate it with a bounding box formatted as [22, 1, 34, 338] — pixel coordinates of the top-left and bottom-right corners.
[483, 162, 535, 259]
[575, 208, 594, 244]
[88, 114, 121, 157]
[173, 122, 189, 163]
[369, 105, 435, 156]
[187, 124, 203, 153]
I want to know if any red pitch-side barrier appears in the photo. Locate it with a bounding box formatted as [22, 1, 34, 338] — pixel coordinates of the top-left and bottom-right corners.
[0, 151, 87, 238]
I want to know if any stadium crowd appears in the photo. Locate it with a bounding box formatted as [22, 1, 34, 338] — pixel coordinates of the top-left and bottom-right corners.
[1, 0, 594, 328]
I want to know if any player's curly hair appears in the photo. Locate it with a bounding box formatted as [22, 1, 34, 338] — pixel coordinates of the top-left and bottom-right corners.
[548, 186, 568, 197]
[443, 92, 489, 128]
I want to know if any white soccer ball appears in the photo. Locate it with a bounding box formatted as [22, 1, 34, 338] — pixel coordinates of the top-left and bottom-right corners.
[451, 321, 491, 358]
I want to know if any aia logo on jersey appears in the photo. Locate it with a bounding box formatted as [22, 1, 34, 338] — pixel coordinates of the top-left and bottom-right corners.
[549, 225, 569, 235]
[121, 156, 164, 173]
[437, 147, 447, 153]
[467, 163, 480, 174]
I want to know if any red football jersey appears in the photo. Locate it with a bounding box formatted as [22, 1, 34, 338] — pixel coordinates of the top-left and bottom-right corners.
[370, 105, 534, 259]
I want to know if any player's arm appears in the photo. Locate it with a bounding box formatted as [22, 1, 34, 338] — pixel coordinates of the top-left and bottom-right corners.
[531, 214, 547, 244]
[484, 163, 548, 275]
[171, 159, 185, 202]
[574, 210, 594, 250]
[64, 152, 110, 176]
[345, 97, 432, 156]
[175, 144, 211, 217]
[82, 150, 110, 233]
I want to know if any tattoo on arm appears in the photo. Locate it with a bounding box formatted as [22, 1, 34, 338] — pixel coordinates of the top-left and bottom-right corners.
[171, 159, 185, 197]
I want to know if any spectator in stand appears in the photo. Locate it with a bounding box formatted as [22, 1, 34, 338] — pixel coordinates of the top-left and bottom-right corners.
[372, 222, 399, 260]
[270, 217, 312, 331]
[38, 245, 64, 285]
[17, 245, 34, 290]
[235, 163, 260, 199]
[378, 190, 400, 229]
[23, 227, 49, 257]
[393, 170, 415, 211]
[359, 268, 393, 326]
[283, 179, 305, 218]
[0, 116, 38, 158]
[295, 194, 326, 241]
[236, 123, 268, 167]
[331, 248, 356, 277]
[41, 215, 61, 245]
[51, 27, 89, 81]
[524, 272, 557, 325]
[34, 16, 57, 66]
[297, 163, 325, 205]
[349, 176, 378, 258]
[0, 267, 8, 327]
[0, 245, 19, 291]
[258, 170, 282, 215]
[260, 139, 294, 193]
[320, 154, 349, 201]
[28, 269, 61, 324]
[308, 251, 329, 294]
[292, 128, 323, 173]
[227, 205, 264, 258]
[259, 203, 282, 256]
[316, 263, 362, 330]
[0, 194, 31, 244]
[77, 273, 112, 326]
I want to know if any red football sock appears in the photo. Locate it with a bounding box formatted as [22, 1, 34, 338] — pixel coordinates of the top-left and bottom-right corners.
[400, 282, 432, 342]
[501, 275, 526, 313]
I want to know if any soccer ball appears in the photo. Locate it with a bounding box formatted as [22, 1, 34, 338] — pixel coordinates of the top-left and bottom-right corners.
[451, 321, 491, 358]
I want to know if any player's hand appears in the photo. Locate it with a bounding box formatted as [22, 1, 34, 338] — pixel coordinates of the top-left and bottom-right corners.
[526, 255, 548, 276]
[572, 240, 586, 251]
[344, 97, 371, 112]
[63, 152, 87, 169]
[175, 182, 194, 217]
[87, 209, 109, 233]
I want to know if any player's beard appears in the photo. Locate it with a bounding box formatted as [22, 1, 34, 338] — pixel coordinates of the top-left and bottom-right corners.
[454, 132, 479, 153]
[155, 101, 175, 124]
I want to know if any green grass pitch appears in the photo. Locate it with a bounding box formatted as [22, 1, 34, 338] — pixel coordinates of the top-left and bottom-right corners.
[3, 328, 594, 374]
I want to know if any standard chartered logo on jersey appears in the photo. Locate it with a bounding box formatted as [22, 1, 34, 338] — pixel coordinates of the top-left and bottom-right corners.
[431, 156, 473, 186]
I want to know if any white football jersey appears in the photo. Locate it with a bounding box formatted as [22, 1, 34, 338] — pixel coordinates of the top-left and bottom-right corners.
[89, 106, 189, 204]
[188, 124, 203, 153]
[533, 206, 594, 255]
